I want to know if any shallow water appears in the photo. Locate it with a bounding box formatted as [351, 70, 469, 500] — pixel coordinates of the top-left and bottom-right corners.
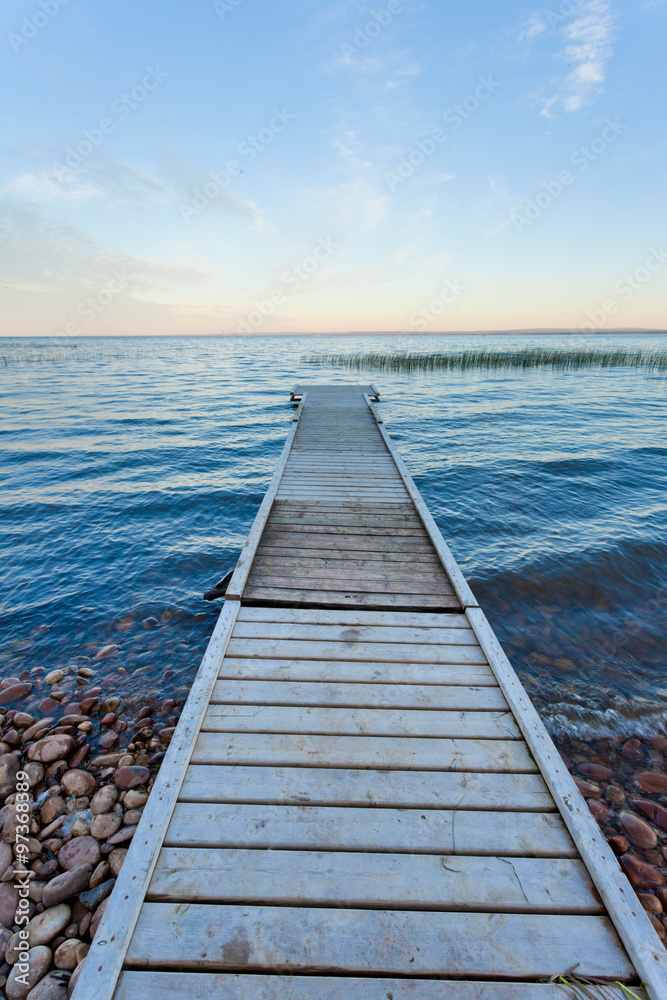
[1, 332, 666, 738]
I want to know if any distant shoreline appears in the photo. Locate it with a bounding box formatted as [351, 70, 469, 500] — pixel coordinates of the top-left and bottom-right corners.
[2, 329, 667, 340]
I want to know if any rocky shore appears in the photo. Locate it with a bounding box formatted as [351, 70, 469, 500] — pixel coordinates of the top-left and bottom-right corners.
[0, 655, 182, 999]
[557, 731, 667, 942]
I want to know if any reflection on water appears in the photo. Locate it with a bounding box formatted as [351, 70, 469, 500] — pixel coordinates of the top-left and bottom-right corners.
[1, 332, 666, 738]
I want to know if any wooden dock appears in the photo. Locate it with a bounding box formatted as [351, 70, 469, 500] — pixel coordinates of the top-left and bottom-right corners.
[73, 384, 667, 1000]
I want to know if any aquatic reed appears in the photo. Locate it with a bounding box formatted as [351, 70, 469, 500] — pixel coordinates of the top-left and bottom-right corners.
[303, 346, 667, 375]
[0, 341, 162, 366]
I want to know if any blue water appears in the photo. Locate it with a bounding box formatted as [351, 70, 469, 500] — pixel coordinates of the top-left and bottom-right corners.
[1, 333, 666, 738]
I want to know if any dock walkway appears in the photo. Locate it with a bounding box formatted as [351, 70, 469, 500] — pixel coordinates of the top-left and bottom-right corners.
[74, 385, 667, 1000]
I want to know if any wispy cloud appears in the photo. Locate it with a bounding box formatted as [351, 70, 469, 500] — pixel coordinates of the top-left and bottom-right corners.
[0, 150, 268, 231]
[515, 1, 616, 115]
[544, 1, 615, 114]
[0, 202, 212, 296]
[2, 170, 104, 204]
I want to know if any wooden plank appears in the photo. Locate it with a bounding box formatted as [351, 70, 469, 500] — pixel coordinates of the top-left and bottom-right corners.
[115, 972, 643, 1000]
[231, 622, 476, 644]
[276, 489, 409, 497]
[264, 532, 431, 546]
[259, 532, 435, 552]
[249, 565, 450, 585]
[279, 474, 404, 482]
[179, 764, 556, 811]
[149, 848, 598, 913]
[284, 462, 398, 470]
[210, 680, 508, 710]
[268, 516, 423, 529]
[225, 639, 487, 664]
[268, 510, 422, 521]
[243, 577, 455, 597]
[165, 804, 574, 856]
[242, 587, 460, 609]
[125, 904, 634, 978]
[255, 547, 440, 565]
[250, 564, 451, 586]
[278, 480, 406, 488]
[263, 523, 430, 537]
[191, 733, 538, 771]
[269, 504, 420, 516]
[225, 402, 303, 601]
[202, 704, 521, 739]
[218, 658, 496, 685]
[70, 599, 242, 1000]
[275, 496, 410, 505]
[466, 605, 667, 998]
[237, 607, 470, 627]
[271, 507, 420, 517]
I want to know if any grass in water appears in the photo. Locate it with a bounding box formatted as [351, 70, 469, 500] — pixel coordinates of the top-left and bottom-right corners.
[0, 341, 162, 367]
[303, 346, 667, 376]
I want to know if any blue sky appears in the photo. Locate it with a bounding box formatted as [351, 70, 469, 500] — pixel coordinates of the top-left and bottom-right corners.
[1, 0, 665, 335]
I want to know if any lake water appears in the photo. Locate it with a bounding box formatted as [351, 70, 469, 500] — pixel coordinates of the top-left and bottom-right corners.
[1, 332, 666, 740]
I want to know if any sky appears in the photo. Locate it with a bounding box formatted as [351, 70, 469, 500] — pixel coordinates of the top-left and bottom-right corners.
[1, 0, 666, 336]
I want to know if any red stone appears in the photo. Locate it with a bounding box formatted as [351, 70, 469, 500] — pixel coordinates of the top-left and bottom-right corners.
[633, 797, 667, 832]
[622, 738, 645, 761]
[113, 765, 149, 789]
[38, 698, 60, 713]
[27, 734, 75, 763]
[12, 712, 34, 728]
[99, 731, 119, 750]
[633, 772, 667, 794]
[69, 744, 90, 768]
[619, 810, 658, 849]
[608, 835, 629, 854]
[578, 763, 613, 781]
[94, 644, 120, 661]
[573, 776, 601, 799]
[588, 799, 612, 824]
[620, 853, 665, 888]
[0, 682, 33, 704]
[58, 836, 101, 871]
